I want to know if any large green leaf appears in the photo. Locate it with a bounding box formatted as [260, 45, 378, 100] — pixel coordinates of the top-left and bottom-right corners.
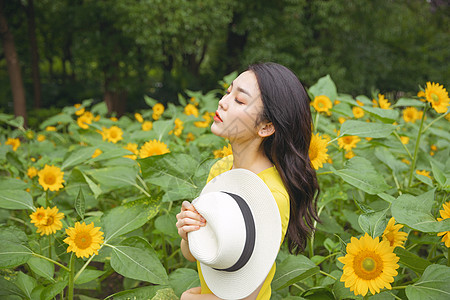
[391, 189, 450, 232]
[40, 280, 68, 300]
[0, 178, 27, 190]
[0, 276, 26, 298]
[331, 157, 391, 195]
[361, 106, 399, 123]
[102, 199, 159, 243]
[138, 153, 207, 202]
[62, 146, 96, 170]
[75, 269, 106, 285]
[0, 190, 35, 211]
[88, 166, 138, 190]
[358, 209, 389, 238]
[272, 254, 320, 291]
[405, 264, 450, 300]
[168, 268, 200, 297]
[394, 247, 431, 275]
[0, 241, 32, 268]
[374, 147, 408, 174]
[392, 98, 424, 107]
[27, 256, 55, 282]
[14, 271, 37, 300]
[309, 74, 338, 101]
[339, 120, 396, 138]
[105, 285, 166, 300]
[110, 237, 168, 285]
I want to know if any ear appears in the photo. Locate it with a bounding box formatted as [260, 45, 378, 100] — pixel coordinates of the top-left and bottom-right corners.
[258, 122, 275, 138]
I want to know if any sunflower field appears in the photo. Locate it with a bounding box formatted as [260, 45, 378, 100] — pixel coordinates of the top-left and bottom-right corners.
[0, 73, 449, 300]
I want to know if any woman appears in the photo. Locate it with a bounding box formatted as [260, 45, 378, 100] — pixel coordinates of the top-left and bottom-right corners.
[176, 62, 320, 299]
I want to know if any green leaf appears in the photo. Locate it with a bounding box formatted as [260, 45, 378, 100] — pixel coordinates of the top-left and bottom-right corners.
[272, 254, 320, 290]
[391, 189, 450, 232]
[152, 288, 178, 300]
[0, 277, 26, 298]
[75, 269, 106, 285]
[62, 147, 96, 170]
[0, 178, 28, 190]
[102, 200, 159, 243]
[374, 147, 408, 174]
[394, 247, 431, 275]
[88, 166, 138, 190]
[430, 160, 446, 187]
[138, 153, 203, 202]
[40, 280, 68, 300]
[14, 271, 37, 299]
[0, 241, 32, 268]
[75, 188, 86, 220]
[105, 285, 165, 300]
[405, 264, 450, 300]
[90, 148, 132, 163]
[110, 237, 168, 285]
[361, 106, 399, 123]
[155, 214, 178, 238]
[393, 98, 425, 107]
[358, 209, 389, 238]
[309, 75, 338, 101]
[27, 256, 55, 282]
[339, 120, 397, 138]
[331, 157, 391, 195]
[0, 226, 28, 244]
[0, 190, 35, 211]
[144, 95, 159, 107]
[40, 113, 73, 128]
[168, 268, 200, 297]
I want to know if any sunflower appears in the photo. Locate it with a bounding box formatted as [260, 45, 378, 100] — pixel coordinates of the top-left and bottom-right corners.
[105, 126, 123, 143]
[64, 222, 104, 258]
[27, 166, 38, 179]
[338, 233, 399, 296]
[139, 140, 170, 158]
[74, 104, 85, 116]
[416, 169, 431, 179]
[402, 107, 419, 123]
[184, 103, 199, 117]
[338, 117, 347, 124]
[169, 118, 184, 137]
[37, 134, 46, 142]
[45, 126, 57, 132]
[382, 217, 408, 248]
[400, 136, 409, 145]
[194, 112, 213, 128]
[311, 95, 332, 114]
[186, 132, 196, 143]
[92, 149, 102, 158]
[153, 103, 165, 116]
[352, 106, 365, 119]
[30, 207, 48, 227]
[38, 165, 65, 191]
[437, 201, 450, 247]
[425, 82, 450, 113]
[213, 144, 233, 159]
[142, 121, 153, 131]
[377, 94, 391, 109]
[77, 114, 92, 129]
[5, 138, 20, 151]
[338, 135, 361, 152]
[35, 207, 65, 236]
[123, 143, 138, 160]
[134, 113, 144, 123]
[110, 117, 118, 122]
[345, 151, 355, 159]
[308, 133, 329, 170]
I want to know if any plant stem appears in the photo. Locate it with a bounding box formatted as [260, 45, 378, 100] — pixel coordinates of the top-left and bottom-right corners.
[45, 190, 50, 207]
[393, 130, 413, 160]
[319, 270, 337, 280]
[408, 103, 428, 187]
[314, 112, 320, 133]
[391, 285, 408, 290]
[421, 110, 449, 133]
[31, 253, 69, 271]
[68, 253, 75, 300]
[48, 235, 52, 259]
[448, 247, 450, 267]
[317, 171, 333, 176]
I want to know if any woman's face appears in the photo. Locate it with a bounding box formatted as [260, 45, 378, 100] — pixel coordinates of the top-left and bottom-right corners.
[211, 71, 265, 144]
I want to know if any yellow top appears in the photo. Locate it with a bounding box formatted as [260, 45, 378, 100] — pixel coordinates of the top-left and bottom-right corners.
[197, 155, 290, 299]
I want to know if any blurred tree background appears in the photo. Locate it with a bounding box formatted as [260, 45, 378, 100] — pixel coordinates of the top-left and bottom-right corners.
[1, 0, 449, 128]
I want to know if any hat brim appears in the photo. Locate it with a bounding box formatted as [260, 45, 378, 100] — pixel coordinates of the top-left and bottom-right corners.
[194, 168, 282, 299]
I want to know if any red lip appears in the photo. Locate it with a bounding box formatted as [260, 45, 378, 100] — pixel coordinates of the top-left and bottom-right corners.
[214, 111, 223, 122]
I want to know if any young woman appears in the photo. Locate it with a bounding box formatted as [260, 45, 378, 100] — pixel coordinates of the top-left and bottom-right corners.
[176, 62, 320, 299]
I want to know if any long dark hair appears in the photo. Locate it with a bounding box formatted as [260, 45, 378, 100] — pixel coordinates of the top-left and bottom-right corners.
[248, 62, 320, 254]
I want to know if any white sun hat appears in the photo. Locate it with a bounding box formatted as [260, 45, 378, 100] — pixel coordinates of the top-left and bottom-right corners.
[188, 168, 282, 300]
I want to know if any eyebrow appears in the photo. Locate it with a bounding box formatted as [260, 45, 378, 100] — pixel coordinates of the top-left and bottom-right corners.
[230, 83, 252, 97]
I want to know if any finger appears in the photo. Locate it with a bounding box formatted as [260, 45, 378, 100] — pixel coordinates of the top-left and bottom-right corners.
[178, 225, 201, 235]
[181, 201, 196, 212]
[176, 217, 205, 229]
[182, 210, 206, 222]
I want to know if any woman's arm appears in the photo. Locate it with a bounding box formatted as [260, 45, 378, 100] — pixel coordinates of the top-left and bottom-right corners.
[176, 201, 206, 261]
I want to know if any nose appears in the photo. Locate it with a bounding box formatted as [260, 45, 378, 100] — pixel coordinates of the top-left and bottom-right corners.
[218, 93, 230, 110]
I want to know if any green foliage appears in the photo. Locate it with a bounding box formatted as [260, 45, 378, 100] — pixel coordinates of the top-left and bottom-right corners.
[0, 73, 449, 299]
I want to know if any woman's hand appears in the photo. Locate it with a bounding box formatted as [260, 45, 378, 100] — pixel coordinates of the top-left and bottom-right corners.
[176, 200, 206, 241]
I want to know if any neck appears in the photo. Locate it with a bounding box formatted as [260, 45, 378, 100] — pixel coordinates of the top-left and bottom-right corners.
[230, 139, 273, 174]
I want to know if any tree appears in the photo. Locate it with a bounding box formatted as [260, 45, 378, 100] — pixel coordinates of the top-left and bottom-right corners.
[0, 0, 27, 125]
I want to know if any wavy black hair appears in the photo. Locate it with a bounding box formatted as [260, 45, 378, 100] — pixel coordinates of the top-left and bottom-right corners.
[248, 62, 320, 254]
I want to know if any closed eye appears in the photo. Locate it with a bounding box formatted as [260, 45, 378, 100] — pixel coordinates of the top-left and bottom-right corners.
[235, 98, 243, 104]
